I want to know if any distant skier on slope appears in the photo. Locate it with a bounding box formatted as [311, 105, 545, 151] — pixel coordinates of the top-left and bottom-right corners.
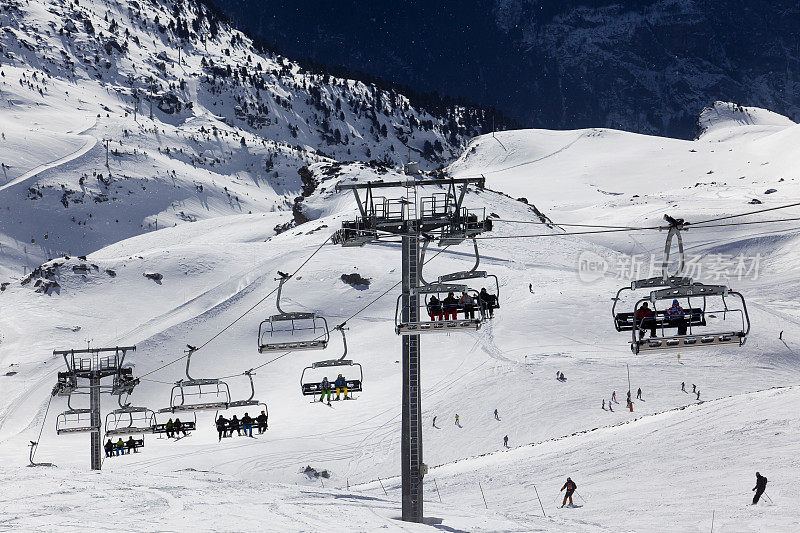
[612, 391, 617, 403]
[752, 472, 768, 504]
[560, 477, 577, 507]
[696, 390, 701, 401]
[602, 399, 605, 410]
[494, 409, 499, 420]
[637, 387, 642, 400]
[455, 414, 460, 426]
[432, 416, 437, 428]
[608, 399, 613, 412]
[503, 435, 508, 448]
[681, 381, 686, 392]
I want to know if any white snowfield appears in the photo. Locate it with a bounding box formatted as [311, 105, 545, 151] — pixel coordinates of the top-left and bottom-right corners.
[1, 101, 800, 531]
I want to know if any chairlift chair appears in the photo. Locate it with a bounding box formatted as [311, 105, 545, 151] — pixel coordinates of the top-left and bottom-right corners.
[434, 238, 501, 311]
[300, 326, 363, 397]
[395, 283, 484, 334]
[612, 215, 751, 353]
[56, 393, 98, 434]
[630, 283, 750, 354]
[104, 394, 156, 437]
[159, 346, 232, 414]
[152, 411, 197, 437]
[258, 272, 330, 353]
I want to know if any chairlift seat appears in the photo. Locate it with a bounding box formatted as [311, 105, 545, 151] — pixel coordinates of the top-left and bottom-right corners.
[159, 401, 229, 413]
[57, 425, 99, 434]
[632, 331, 745, 354]
[615, 308, 705, 331]
[259, 339, 328, 353]
[152, 421, 196, 434]
[105, 425, 154, 436]
[302, 379, 363, 396]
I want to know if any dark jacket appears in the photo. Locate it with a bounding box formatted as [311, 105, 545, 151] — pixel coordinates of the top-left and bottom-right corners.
[754, 474, 768, 491]
[256, 413, 268, 425]
[241, 414, 254, 426]
[442, 295, 459, 310]
[335, 376, 346, 388]
[561, 479, 577, 492]
[216, 416, 227, 430]
[321, 378, 331, 391]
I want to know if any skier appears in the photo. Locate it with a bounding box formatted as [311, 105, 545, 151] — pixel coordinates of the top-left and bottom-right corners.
[115, 438, 125, 456]
[256, 410, 268, 433]
[442, 292, 459, 320]
[432, 416, 437, 428]
[665, 299, 688, 335]
[752, 472, 768, 504]
[104, 438, 114, 458]
[602, 399, 605, 410]
[635, 302, 657, 339]
[608, 399, 613, 412]
[529, 283, 532, 293]
[503, 435, 508, 448]
[216, 415, 228, 441]
[479, 288, 496, 318]
[637, 387, 642, 400]
[612, 391, 617, 403]
[174, 418, 186, 438]
[319, 376, 332, 405]
[334, 373, 348, 400]
[428, 295, 442, 321]
[230, 415, 241, 437]
[165, 418, 174, 438]
[460, 291, 476, 319]
[455, 413, 460, 426]
[241, 413, 254, 437]
[681, 381, 686, 392]
[696, 390, 701, 401]
[494, 408, 499, 420]
[126, 436, 137, 454]
[692, 384, 696, 393]
[560, 477, 577, 507]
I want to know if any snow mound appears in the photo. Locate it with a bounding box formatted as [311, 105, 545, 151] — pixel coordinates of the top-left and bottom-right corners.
[696, 101, 796, 142]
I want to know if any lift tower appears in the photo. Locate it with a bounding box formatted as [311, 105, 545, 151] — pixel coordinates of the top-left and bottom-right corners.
[52, 346, 136, 470]
[333, 176, 490, 522]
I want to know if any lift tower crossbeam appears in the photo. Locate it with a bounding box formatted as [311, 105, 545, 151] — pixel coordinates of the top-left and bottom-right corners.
[333, 176, 490, 522]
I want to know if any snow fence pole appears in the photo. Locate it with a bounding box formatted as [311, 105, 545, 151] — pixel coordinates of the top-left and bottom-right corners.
[377, 476, 387, 496]
[479, 481, 488, 509]
[533, 484, 546, 517]
[434, 478, 442, 503]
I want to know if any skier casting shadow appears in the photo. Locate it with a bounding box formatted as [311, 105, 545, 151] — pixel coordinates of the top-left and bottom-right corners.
[561, 477, 577, 507]
[752, 472, 768, 505]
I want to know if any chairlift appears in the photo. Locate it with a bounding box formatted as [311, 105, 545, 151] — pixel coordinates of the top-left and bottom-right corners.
[432, 238, 500, 312]
[612, 215, 751, 353]
[159, 346, 232, 414]
[152, 412, 197, 437]
[300, 325, 363, 397]
[104, 396, 156, 437]
[258, 272, 330, 353]
[56, 392, 97, 434]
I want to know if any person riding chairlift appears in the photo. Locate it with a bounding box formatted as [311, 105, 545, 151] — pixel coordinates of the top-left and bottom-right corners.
[635, 302, 657, 339]
[460, 291, 476, 319]
[479, 288, 497, 318]
[428, 295, 443, 321]
[442, 292, 459, 320]
[665, 299, 688, 335]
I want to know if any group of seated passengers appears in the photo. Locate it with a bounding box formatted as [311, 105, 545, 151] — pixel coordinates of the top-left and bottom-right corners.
[427, 288, 498, 321]
[634, 299, 692, 339]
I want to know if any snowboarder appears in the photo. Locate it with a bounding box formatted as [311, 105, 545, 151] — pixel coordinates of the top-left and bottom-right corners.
[216, 415, 228, 441]
[256, 410, 268, 433]
[319, 377, 332, 405]
[104, 438, 114, 458]
[241, 413, 254, 437]
[681, 381, 685, 392]
[494, 408, 499, 420]
[560, 477, 577, 507]
[503, 435, 508, 448]
[637, 387, 642, 400]
[752, 472, 768, 504]
[334, 373, 348, 400]
[455, 413, 460, 426]
[612, 391, 617, 403]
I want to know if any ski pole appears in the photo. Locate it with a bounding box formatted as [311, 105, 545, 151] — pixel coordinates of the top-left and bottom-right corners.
[763, 492, 773, 504]
[575, 490, 587, 503]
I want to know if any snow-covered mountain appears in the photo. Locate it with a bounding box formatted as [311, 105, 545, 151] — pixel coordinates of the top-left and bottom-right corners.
[0, 0, 500, 277]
